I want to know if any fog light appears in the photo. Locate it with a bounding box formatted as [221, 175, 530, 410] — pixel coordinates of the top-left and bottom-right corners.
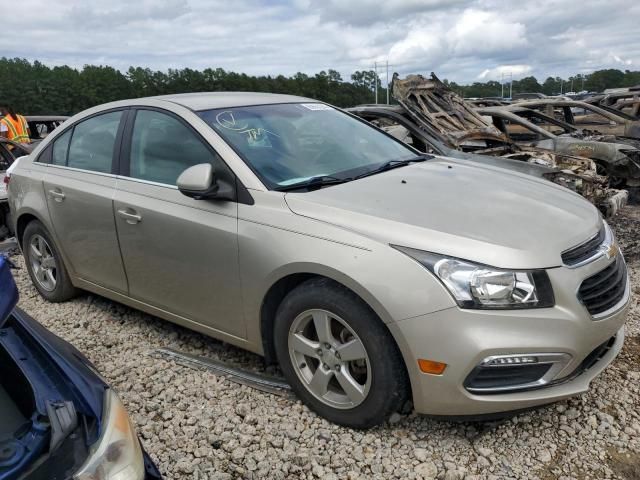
[485, 356, 538, 366]
[418, 359, 447, 375]
[465, 352, 572, 393]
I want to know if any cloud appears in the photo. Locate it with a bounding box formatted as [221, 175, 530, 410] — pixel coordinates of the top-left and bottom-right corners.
[296, 0, 466, 26]
[478, 65, 532, 80]
[0, 0, 638, 84]
[449, 10, 528, 55]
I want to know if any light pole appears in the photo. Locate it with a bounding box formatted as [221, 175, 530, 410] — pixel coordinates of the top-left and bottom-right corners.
[386, 60, 389, 105]
[374, 61, 378, 104]
[509, 72, 513, 99]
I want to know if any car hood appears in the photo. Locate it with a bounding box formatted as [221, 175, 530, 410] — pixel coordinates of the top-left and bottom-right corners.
[285, 157, 601, 269]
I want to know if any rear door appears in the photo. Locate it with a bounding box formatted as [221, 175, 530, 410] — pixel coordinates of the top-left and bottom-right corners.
[113, 108, 245, 337]
[42, 110, 129, 293]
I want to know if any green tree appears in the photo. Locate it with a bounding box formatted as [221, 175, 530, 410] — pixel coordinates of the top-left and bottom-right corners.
[2, 58, 639, 114]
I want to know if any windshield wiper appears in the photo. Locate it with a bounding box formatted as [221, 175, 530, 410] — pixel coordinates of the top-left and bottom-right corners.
[275, 175, 351, 192]
[353, 154, 432, 180]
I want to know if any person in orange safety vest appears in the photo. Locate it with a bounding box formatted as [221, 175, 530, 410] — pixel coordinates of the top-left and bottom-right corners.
[0, 103, 30, 144]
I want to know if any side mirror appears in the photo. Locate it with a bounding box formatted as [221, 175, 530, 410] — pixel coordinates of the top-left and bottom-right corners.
[177, 163, 235, 201]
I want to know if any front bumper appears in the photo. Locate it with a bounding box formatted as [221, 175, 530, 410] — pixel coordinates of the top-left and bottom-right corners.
[389, 254, 630, 416]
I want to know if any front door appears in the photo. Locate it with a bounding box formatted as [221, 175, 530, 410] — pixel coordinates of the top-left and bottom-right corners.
[43, 110, 128, 293]
[113, 108, 245, 337]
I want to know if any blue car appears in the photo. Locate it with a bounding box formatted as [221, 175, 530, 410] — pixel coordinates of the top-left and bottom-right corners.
[0, 256, 162, 480]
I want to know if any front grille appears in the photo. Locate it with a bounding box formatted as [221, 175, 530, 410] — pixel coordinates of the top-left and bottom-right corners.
[578, 256, 627, 315]
[561, 227, 605, 266]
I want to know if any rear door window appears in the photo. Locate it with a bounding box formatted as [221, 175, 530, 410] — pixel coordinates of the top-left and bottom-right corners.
[67, 111, 122, 173]
[52, 129, 72, 166]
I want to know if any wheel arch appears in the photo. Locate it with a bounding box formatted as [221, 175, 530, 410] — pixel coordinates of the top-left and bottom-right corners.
[16, 211, 43, 248]
[258, 265, 396, 365]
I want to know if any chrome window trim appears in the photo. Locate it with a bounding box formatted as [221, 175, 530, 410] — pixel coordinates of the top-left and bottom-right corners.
[45, 163, 117, 178]
[45, 163, 180, 190]
[115, 175, 179, 190]
[466, 353, 572, 394]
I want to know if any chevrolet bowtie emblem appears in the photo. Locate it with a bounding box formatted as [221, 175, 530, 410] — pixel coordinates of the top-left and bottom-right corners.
[605, 242, 619, 259]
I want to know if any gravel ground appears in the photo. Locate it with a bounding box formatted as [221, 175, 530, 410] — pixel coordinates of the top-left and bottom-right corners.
[8, 207, 640, 480]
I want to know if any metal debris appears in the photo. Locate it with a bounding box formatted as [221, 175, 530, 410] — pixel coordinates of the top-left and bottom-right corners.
[150, 347, 294, 397]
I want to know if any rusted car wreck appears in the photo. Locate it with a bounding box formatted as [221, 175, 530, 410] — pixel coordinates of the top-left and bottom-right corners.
[514, 98, 640, 144]
[475, 104, 640, 191]
[386, 73, 628, 216]
[584, 87, 640, 118]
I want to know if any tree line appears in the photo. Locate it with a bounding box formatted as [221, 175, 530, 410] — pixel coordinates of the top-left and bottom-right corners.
[1, 58, 639, 115]
[447, 69, 640, 99]
[0, 58, 380, 115]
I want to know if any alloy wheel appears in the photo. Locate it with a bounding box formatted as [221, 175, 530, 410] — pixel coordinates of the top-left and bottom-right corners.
[288, 309, 371, 409]
[29, 234, 57, 292]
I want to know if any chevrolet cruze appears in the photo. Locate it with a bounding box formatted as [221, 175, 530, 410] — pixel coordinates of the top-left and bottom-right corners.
[8, 93, 630, 428]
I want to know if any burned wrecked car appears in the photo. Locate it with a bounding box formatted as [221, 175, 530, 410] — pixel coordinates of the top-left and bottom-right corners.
[348, 104, 573, 178]
[386, 73, 627, 217]
[476, 105, 640, 192]
[465, 98, 510, 108]
[584, 88, 640, 118]
[515, 98, 640, 141]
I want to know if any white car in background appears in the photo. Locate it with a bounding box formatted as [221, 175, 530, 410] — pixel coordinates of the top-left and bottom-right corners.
[1, 154, 27, 240]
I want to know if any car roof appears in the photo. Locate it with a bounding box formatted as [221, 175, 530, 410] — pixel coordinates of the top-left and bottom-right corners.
[150, 91, 316, 110]
[26, 116, 69, 121]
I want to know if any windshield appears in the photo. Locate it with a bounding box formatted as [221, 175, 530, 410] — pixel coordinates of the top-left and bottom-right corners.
[198, 103, 417, 189]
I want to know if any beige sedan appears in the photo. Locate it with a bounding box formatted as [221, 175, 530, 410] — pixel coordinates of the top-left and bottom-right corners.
[8, 93, 630, 428]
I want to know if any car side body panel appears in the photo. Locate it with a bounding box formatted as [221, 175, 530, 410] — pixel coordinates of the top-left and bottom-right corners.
[43, 166, 128, 293]
[237, 191, 456, 351]
[113, 177, 245, 338]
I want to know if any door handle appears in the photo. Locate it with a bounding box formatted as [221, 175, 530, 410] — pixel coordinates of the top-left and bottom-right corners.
[48, 189, 65, 202]
[117, 209, 142, 224]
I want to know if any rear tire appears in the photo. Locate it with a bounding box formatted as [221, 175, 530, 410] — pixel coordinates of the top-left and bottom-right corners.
[274, 278, 409, 429]
[23, 221, 77, 302]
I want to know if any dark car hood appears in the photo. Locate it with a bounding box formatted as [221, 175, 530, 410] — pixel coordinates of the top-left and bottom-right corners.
[285, 157, 602, 269]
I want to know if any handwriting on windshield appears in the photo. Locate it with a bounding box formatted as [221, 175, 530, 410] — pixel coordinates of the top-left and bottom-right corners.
[215, 110, 281, 145]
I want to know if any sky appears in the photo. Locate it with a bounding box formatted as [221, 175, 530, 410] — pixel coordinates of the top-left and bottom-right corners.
[2, 0, 639, 85]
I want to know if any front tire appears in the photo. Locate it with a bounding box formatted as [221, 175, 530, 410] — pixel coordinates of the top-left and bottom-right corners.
[274, 278, 409, 429]
[23, 221, 77, 302]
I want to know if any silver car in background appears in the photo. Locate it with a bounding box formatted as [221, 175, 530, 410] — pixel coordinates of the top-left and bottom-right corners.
[8, 93, 630, 428]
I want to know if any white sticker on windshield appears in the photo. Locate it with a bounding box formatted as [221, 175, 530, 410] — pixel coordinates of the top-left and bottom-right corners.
[301, 103, 334, 111]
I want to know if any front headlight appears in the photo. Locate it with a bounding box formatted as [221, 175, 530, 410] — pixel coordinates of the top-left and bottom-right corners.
[74, 389, 145, 480]
[394, 247, 555, 309]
